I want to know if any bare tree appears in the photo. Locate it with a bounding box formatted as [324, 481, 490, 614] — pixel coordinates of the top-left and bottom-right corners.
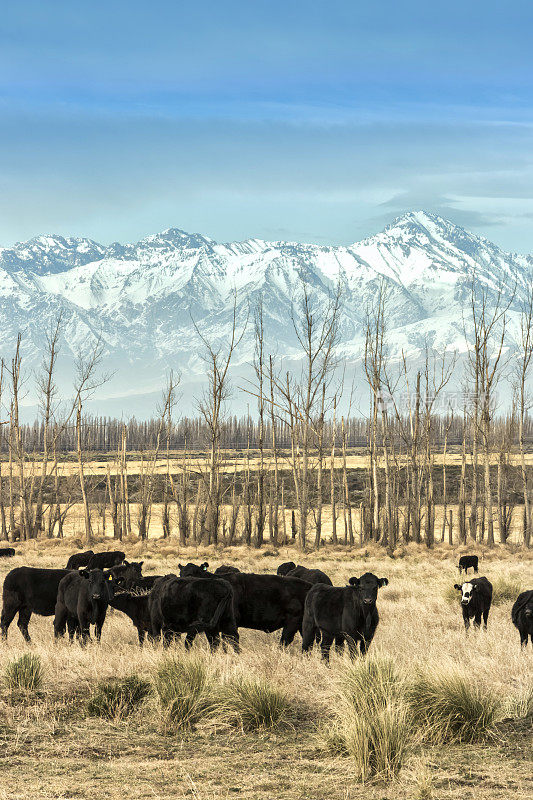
[194, 293, 247, 545]
[514, 281, 533, 547]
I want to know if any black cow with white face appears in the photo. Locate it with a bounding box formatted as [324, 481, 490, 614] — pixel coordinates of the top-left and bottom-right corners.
[302, 572, 388, 661]
[453, 576, 492, 631]
[511, 590, 533, 647]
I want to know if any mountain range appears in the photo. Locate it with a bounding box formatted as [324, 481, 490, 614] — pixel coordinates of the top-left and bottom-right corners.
[0, 211, 529, 418]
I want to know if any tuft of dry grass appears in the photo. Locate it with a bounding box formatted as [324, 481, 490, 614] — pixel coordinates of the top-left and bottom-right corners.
[407, 662, 502, 743]
[4, 653, 43, 694]
[153, 653, 220, 731]
[324, 654, 411, 782]
[220, 675, 294, 731]
[87, 674, 152, 719]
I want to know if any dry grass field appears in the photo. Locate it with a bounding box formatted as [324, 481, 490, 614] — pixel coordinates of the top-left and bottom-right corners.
[0, 538, 532, 800]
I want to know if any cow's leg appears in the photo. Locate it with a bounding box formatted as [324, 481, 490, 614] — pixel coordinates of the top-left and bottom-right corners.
[54, 606, 68, 639]
[16, 607, 32, 643]
[473, 612, 482, 629]
[66, 617, 78, 642]
[482, 608, 489, 629]
[320, 632, 334, 662]
[334, 634, 345, 654]
[78, 614, 91, 646]
[462, 611, 470, 632]
[163, 627, 179, 648]
[137, 627, 146, 647]
[520, 629, 528, 647]
[94, 610, 107, 642]
[280, 618, 300, 647]
[222, 629, 240, 654]
[301, 617, 317, 652]
[1, 601, 19, 641]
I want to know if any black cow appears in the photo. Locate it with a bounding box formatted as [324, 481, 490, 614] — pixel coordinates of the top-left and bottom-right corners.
[214, 565, 241, 575]
[1, 566, 70, 641]
[109, 589, 152, 646]
[511, 590, 533, 647]
[107, 561, 143, 580]
[453, 577, 492, 630]
[302, 572, 388, 661]
[65, 550, 94, 570]
[458, 555, 479, 574]
[284, 565, 332, 585]
[277, 561, 297, 576]
[149, 574, 239, 650]
[0, 547, 15, 558]
[54, 569, 115, 644]
[178, 563, 311, 645]
[179, 561, 209, 574]
[86, 551, 125, 569]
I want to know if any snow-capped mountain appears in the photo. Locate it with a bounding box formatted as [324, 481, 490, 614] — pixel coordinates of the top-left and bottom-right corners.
[0, 211, 530, 417]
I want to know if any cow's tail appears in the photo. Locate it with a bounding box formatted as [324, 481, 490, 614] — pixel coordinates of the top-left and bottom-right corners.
[188, 588, 232, 632]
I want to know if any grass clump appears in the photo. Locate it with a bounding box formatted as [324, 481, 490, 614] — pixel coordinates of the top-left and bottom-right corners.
[222, 676, 293, 731]
[491, 574, 522, 605]
[324, 654, 411, 782]
[4, 653, 43, 694]
[153, 654, 219, 730]
[407, 663, 501, 743]
[87, 674, 152, 719]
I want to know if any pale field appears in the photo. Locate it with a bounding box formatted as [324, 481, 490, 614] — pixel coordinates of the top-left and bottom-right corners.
[0, 538, 532, 800]
[51, 501, 528, 546]
[12, 449, 533, 479]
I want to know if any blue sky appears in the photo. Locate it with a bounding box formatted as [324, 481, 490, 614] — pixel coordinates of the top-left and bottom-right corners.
[1, 1, 533, 250]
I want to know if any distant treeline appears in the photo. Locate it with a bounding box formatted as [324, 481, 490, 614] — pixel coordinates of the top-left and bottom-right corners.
[12, 411, 533, 454]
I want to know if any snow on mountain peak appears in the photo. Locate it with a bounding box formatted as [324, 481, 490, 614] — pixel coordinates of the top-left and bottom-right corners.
[0, 212, 530, 414]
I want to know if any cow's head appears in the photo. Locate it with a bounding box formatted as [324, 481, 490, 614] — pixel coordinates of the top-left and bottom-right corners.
[108, 561, 143, 588]
[79, 568, 114, 601]
[277, 561, 297, 576]
[178, 562, 209, 578]
[454, 582, 477, 606]
[349, 573, 388, 605]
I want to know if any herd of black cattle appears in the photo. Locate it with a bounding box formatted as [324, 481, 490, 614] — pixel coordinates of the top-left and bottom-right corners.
[0, 548, 532, 657]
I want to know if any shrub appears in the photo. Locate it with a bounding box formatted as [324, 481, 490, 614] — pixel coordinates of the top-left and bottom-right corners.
[153, 654, 219, 730]
[407, 663, 501, 743]
[222, 676, 293, 731]
[324, 655, 411, 782]
[87, 674, 152, 719]
[491, 575, 522, 606]
[509, 685, 533, 720]
[4, 654, 43, 693]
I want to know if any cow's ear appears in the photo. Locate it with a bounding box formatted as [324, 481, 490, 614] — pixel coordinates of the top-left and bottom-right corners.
[454, 584, 462, 590]
[178, 564, 183, 569]
[138, 561, 144, 569]
[378, 577, 388, 587]
[201, 562, 209, 570]
[79, 569, 89, 579]
[123, 560, 130, 566]
[348, 577, 360, 587]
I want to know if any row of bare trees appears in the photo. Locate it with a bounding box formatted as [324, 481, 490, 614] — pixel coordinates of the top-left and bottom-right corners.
[1, 272, 533, 548]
